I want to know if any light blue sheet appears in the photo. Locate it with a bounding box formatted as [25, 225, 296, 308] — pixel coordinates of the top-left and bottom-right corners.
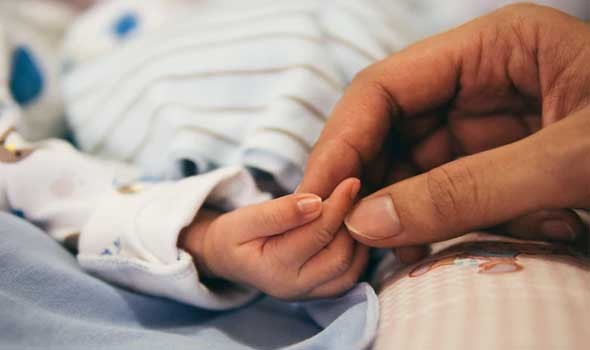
[0, 212, 379, 350]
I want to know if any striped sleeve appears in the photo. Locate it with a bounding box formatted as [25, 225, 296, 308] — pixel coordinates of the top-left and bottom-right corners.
[61, 0, 418, 191]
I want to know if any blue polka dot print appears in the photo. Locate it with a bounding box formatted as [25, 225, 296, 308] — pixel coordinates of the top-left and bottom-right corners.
[113, 12, 139, 39]
[9, 46, 44, 106]
[10, 209, 25, 219]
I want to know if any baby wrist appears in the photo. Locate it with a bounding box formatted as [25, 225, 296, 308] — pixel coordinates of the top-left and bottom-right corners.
[178, 209, 220, 279]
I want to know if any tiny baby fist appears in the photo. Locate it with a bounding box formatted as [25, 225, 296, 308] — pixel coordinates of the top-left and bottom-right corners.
[257, 178, 363, 299]
[190, 179, 364, 300]
[197, 192, 325, 284]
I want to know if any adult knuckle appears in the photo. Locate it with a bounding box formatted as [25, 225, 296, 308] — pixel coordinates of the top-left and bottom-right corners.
[352, 62, 392, 95]
[498, 3, 561, 36]
[497, 2, 548, 19]
[426, 166, 460, 222]
[368, 80, 391, 100]
[499, 2, 538, 14]
[426, 163, 482, 225]
[493, 3, 541, 38]
[351, 66, 375, 85]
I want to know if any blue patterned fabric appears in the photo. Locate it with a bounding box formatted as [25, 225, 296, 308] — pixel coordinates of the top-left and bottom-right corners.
[0, 212, 379, 350]
[9, 46, 44, 105]
[113, 12, 139, 38]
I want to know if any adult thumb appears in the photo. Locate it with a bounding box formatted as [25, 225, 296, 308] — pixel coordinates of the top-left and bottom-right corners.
[344, 121, 584, 248]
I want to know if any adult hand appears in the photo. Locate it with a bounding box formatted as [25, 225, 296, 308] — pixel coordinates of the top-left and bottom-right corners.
[298, 4, 590, 260]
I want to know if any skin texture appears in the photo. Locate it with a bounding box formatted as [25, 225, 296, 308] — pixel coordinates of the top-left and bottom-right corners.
[298, 4, 590, 261]
[179, 178, 369, 300]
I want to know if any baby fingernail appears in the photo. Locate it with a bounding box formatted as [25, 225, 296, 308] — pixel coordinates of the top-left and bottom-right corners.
[540, 220, 576, 240]
[345, 194, 402, 239]
[297, 195, 322, 215]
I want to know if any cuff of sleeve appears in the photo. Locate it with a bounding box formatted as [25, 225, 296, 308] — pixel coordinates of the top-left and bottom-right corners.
[77, 166, 270, 310]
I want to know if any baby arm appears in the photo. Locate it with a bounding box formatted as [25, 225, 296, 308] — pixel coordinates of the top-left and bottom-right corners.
[180, 178, 369, 300]
[0, 128, 275, 309]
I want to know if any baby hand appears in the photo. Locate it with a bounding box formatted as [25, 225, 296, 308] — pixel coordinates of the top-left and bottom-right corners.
[179, 178, 368, 300]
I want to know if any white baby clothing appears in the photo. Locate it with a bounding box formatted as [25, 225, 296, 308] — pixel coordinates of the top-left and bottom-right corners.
[0, 0, 417, 309]
[0, 127, 268, 309]
[0, 0, 74, 141]
[0, 0, 273, 310]
[61, 0, 417, 191]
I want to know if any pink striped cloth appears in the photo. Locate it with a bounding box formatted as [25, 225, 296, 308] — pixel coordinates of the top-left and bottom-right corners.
[374, 233, 590, 350]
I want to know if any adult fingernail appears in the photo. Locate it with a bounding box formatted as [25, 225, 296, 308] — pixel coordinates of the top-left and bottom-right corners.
[540, 220, 576, 240]
[345, 194, 402, 239]
[297, 195, 322, 216]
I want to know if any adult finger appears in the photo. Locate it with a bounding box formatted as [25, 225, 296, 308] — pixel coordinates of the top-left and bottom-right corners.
[345, 111, 590, 247]
[496, 209, 585, 241]
[298, 10, 469, 197]
[395, 245, 430, 264]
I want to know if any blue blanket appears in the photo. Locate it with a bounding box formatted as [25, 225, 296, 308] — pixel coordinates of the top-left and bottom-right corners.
[0, 212, 379, 350]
